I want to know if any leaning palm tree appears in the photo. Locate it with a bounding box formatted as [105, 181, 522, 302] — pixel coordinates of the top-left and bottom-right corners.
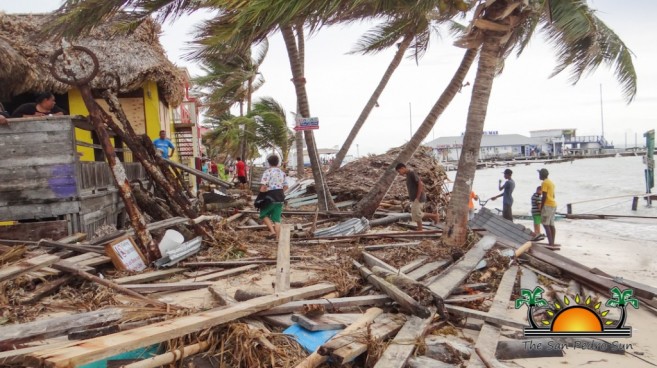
[443, 0, 637, 246]
[250, 97, 295, 166]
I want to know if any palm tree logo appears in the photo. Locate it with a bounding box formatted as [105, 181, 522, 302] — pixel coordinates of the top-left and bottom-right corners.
[515, 286, 549, 329]
[515, 287, 638, 337]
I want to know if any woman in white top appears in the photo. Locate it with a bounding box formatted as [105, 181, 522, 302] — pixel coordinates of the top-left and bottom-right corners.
[259, 155, 288, 239]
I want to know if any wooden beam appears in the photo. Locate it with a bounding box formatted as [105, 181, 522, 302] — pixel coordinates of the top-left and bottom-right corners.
[258, 295, 391, 316]
[27, 284, 335, 368]
[428, 236, 495, 298]
[444, 304, 526, 330]
[184, 264, 258, 282]
[164, 158, 231, 188]
[0, 308, 124, 347]
[291, 314, 345, 331]
[373, 313, 435, 368]
[362, 242, 421, 251]
[362, 251, 398, 273]
[468, 266, 519, 367]
[183, 260, 279, 267]
[122, 341, 210, 368]
[275, 224, 291, 293]
[112, 268, 186, 285]
[353, 260, 431, 318]
[122, 282, 215, 294]
[0, 254, 60, 282]
[329, 314, 406, 364]
[38, 239, 104, 254]
[406, 260, 449, 281]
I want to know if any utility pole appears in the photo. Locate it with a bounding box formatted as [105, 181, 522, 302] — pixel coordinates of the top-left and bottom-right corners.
[409, 102, 412, 140]
[599, 84, 605, 145]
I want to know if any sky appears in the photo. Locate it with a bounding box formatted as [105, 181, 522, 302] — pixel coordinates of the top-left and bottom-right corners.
[2, 0, 655, 156]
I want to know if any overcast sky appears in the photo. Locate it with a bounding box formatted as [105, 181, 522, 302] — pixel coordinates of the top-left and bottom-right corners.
[2, 0, 655, 155]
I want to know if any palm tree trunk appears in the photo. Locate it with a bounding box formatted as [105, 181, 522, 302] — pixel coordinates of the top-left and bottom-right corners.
[616, 306, 627, 328]
[443, 35, 502, 247]
[281, 24, 336, 211]
[527, 305, 537, 328]
[247, 77, 253, 113]
[295, 22, 305, 177]
[330, 33, 414, 172]
[355, 48, 477, 218]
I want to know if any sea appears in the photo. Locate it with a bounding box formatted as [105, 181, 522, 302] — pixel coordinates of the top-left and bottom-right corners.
[445, 155, 657, 244]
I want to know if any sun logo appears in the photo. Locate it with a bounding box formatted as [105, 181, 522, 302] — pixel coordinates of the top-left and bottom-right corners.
[515, 286, 639, 337]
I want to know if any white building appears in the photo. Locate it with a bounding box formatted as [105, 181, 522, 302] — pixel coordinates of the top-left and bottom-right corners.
[425, 132, 540, 161]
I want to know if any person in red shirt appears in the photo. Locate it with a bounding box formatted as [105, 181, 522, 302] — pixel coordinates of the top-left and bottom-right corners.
[236, 157, 247, 189]
[210, 161, 218, 176]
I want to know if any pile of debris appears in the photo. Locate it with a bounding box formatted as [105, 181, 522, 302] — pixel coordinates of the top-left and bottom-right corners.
[326, 146, 451, 213]
[1, 152, 656, 368]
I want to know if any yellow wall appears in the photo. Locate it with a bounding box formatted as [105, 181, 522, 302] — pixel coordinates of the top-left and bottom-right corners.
[143, 81, 162, 140]
[68, 88, 95, 161]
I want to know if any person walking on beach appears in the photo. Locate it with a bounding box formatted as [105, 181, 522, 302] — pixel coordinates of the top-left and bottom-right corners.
[530, 186, 545, 241]
[395, 163, 440, 231]
[259, 155, 288, 240]
[153, 130, 175, 159]
[539, 168, 558, 248]
[469, 190, 479, 220]
[491, 169, 515, 221]
[236, 157, 247, 190]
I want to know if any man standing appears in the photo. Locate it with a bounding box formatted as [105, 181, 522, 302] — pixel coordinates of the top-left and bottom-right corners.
[539, 168, 558, 249]
[492, 168, 515, 221]
[153, 130, 175, 159]
[236, 157, 247, 190]
[395, 163, 440, 231]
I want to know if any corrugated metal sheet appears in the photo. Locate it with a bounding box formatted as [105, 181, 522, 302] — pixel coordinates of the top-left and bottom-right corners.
[469, 207, 533, 246]
[155, 236, 202, 267]
[314, 218, 370, 238]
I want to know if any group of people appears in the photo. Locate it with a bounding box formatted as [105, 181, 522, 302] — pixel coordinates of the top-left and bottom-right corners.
[490, 167, 558, 249]
[393, 162, 559, 250]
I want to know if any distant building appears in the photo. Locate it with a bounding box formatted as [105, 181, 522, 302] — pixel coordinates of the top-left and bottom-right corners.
[425, 132, 540, 161]
[529, 128, 612, 156]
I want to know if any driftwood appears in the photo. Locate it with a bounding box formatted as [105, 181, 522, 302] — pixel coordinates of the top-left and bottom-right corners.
[328, 314, 406, 364]
[234, 289, 270, 302]
[122, 341, 210, 368]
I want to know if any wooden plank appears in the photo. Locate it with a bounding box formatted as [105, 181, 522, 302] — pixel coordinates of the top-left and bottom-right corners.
[362, 251, 398, 273]
[325, 314, 406, 364]
[27, 284, 335, 368]
[353, 260, 430, 318]
[362, 242, 422, 251]
[444, 305, 526, 330]
[0, 342, 70, 365]
[184, 264, 258, 282]
[291, 314, 345, 331]
[122, 282, 215, 293]
[275, 224, 291, 293]
[258, 295, 391, 316]
[0, 221, 68, 242]
[0, 308, 124, 346]
[406, 260, 449, 281]
[428, 236, 495, 298]
[468, 266, 519, 367]
[445, 293, 493, 304]
[183, 260, 279, 267]
[373, 313, 435, 368]
[399, 257, 428, 274]
[0, 254, 60, 282]
[112, 268, 185, 285]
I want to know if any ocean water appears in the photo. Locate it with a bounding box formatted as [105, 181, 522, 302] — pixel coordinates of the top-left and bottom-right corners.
[445, 156, 657, 242]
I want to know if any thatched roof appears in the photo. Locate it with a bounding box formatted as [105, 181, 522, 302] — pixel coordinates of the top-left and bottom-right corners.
[0, 13, 184, 106]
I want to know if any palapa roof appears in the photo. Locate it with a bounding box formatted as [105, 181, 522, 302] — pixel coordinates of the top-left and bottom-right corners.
[0, 12, 184, 106]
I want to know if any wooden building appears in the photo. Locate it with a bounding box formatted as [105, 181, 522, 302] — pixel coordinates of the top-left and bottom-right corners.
[0, 13, 190, 239]
[0, 12, 185, 162]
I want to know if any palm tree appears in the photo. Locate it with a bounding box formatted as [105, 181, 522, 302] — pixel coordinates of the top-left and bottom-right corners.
[605, 287, 639, 328]
[443, 0, 637, 246]
[515, 286, 549, 328]
[355, 47, 477, 217]
[250, 97, 295, 166]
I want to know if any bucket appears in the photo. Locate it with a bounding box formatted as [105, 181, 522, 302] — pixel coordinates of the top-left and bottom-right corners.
[158, 229, 184, 256]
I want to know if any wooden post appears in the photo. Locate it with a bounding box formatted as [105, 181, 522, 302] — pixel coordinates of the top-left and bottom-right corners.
[566, 203, 572, 214]
[275, 224, 292, 293]
[632, 196, 639, 211]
